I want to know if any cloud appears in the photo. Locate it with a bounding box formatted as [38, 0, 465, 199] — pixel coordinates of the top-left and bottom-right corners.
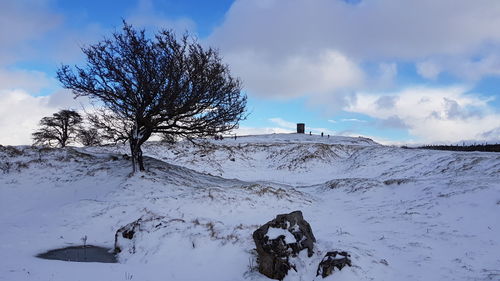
[377, 116, 408, 129]
[346, 86, 500, 143]
[234, 126, 294, 136]
[212, 0, 500, 60]
[376, 62, 398, 87]
[328, 118, 367, 123]
[416, 60, 441, 80]
[127, 0, 196, 34]
[375, 95, 399, 110]
[268, 118, 297, 129]
[416, 54, 500, 81]
[208, 0, 500, 100]
[0, 89, 85, 145]
[0, 68, 55, 93]
[480, 127, 500, 141]
[340, 118, 367, 123]
[0, 0, 61, 64]
[0, 0, 112, 73]
[223, 49, 364, 99]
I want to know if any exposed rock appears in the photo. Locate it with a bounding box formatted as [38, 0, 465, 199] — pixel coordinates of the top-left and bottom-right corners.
[252, 210, 316, 280]
[316, 251, 352, 278]
[379, 258, 389, 266]
[383, 178, 412, 185]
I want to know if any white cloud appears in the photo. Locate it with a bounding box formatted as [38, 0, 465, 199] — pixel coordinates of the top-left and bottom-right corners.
[0, 0, 111, 74]
[208, 0, 500, 99]
[328, 118, 367, 123]
[0, 0, 61, 64]
[341, 118, 367, 123]
[212, 0, 500, 60]
[417, 54, 500, 81]
[233, 126, 293, 136]
[377, 62, 398, 87]
[416, 60, 441, 80]
[453, 55, 500, 81]
[127, 0, 196, 34]
[268, 118, 296, 129]
[0, 68, 55, 93]
[346, 86, 500, 143]
[377, 115, 407, 129]
[224, 49, 364, 99]
[0, 90, 84, 145]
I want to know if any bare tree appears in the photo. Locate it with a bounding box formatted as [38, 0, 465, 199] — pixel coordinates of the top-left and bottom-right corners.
[57, 22, 246, 172]
[32, 109, 83, 147]
[77, 127, 101, 147]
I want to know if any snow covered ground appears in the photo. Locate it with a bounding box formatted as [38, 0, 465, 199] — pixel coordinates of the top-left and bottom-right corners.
[1, 133, 499, 281]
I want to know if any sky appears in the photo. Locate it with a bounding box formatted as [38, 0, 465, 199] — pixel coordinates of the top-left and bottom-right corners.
[1, 0, 500, 145]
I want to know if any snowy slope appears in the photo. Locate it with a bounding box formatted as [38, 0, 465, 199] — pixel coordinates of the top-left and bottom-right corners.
[90, 134, 380, 185]
[0, 134, 499, 281]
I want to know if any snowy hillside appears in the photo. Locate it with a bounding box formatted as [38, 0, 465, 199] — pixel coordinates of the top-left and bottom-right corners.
[1, 133, 499, 281]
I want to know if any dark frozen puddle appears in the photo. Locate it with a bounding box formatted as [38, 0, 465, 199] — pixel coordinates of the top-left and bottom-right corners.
[37, 245, 117, 263]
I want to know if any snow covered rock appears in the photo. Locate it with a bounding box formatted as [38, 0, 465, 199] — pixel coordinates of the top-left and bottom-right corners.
[252, 210, 316, 280]
[115, 214, 157, 255]
[114, 212, 184, 257]
[316, 251, 352, 278]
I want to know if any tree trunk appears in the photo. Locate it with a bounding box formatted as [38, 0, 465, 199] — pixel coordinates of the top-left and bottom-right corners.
[137, 145, 145, 171]
[129, 138, 145, 173]
[61, 118, 69, 148]
[129, 122, 149, 173]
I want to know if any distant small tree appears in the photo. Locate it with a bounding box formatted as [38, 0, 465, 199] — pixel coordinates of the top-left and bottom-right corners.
[57, 22, 246, 172]
[32, 109, 82, 147]
[160, 132, 178, 144]
[77, 127, 101, 147]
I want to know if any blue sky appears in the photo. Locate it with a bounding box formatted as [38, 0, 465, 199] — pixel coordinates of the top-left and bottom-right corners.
[1, 0, 499, 145]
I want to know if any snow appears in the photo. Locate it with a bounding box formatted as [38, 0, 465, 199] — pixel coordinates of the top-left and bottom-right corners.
[0, 133, 499, 281]
[266, 227, 296, 243]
